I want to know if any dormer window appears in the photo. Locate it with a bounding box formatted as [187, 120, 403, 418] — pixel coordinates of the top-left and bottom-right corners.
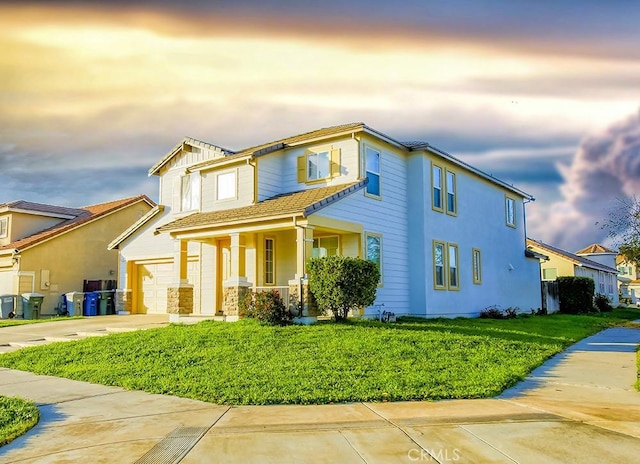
[173, 172, 200, 213]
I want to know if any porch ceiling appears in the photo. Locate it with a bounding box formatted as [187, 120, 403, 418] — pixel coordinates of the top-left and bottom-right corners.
[156, 180, 367, 236]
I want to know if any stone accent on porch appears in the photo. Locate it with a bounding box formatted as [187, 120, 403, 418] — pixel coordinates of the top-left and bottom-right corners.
[115, 289, 132, 314]
[222, 280, 252, 318]
[288, 278, 319, 324]
[167, 284, 193, 322]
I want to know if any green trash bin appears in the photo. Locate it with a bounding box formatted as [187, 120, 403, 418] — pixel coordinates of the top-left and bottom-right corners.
[97, 291, 114, 316]
[21, 293, 44, 320]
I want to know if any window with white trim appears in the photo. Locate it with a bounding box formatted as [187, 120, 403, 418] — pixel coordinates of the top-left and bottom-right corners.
[505, 196, 516, 228]
[312, 236, 339, 258]
[174, 173, 200, 213]
[0, 217, 7, 238]
[217, 171, 237, 200]
[365, 147, 380, 197]
[265, 238, 275, 285]
[307, 151, 330, 181]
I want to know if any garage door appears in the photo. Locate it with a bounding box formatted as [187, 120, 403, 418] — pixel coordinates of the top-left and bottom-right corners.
[137, 260, 200, 314]
[138, 262, 172, 314]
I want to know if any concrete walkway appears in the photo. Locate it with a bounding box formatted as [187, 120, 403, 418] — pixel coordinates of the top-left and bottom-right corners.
[0, 317, 639, 463]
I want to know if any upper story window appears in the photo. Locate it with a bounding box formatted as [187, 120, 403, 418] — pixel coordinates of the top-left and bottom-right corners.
[446, 170, 456, 215]
[297, 148, 341, 184]
[432, 164, 443, 211]
[365, 147, 380, 197]
[0, 217, 7, 238]
[217, 171, 237, 200]
[174, 172, 200, 213]
[313, 236, 339, 258]
[505, 196, 516, 228]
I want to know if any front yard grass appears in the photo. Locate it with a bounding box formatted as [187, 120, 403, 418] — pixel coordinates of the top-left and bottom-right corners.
[0, 309, 637, 405]
[0, 396, 39, 447]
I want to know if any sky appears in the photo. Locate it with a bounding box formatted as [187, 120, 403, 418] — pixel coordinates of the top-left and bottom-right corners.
[1, 0, 639, 251]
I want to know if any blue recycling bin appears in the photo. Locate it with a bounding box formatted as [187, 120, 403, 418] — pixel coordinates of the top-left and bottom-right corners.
[83, 292, 99, 316]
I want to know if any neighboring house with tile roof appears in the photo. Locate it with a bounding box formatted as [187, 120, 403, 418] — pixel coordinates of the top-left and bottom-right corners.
[0, 196, 155, 316]
[527, 239, 619, 307]
[110, 123, 543, 321]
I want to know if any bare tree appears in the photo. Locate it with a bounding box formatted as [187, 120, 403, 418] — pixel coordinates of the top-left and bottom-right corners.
[601, 196, 640, 265]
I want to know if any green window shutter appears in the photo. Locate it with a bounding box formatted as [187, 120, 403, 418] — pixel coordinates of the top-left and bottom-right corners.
[330, 148, 341, 177]
[297, 155, 306, 183]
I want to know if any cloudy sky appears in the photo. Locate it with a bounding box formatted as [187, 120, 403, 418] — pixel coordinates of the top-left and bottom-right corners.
[1, 0, 639, 251]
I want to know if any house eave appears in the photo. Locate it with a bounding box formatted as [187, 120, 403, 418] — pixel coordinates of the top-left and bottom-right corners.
[108, 205, 165, 250]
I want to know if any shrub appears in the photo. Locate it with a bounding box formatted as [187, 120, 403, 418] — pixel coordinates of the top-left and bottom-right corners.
[479, 305, 504, 319]
[594, 293, 613, 312]
[557, 276, 595, 314]
[307, 256, 379, 322]
[239, 290, 293, 326]
[504, 307, 519, 319]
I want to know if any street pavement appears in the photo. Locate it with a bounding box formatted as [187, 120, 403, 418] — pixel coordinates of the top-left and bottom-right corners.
[0, 316, 639, 463]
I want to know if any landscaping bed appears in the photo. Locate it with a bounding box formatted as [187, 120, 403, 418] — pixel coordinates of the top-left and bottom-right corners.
[0, 309, 637, 405]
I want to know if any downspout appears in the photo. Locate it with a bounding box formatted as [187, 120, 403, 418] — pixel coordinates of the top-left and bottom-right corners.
[293, 217, 305, 317]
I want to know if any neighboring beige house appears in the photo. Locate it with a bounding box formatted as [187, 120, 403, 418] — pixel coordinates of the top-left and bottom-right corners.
[527, 239, 619, 307]
[0, 196, 155, 316]
[110, 123, 542, 322]
[616, 255, 640, 305]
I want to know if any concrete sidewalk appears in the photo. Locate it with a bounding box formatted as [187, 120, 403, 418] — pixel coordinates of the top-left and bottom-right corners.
[0, 322, 639, 463]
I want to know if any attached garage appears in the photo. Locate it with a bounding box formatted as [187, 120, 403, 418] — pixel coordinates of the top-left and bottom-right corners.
[135, 259, 200, 314]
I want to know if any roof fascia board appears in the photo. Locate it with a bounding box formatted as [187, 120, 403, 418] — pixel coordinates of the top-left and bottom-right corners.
[167, 218, 299, 240]
[108, 205, 165, 250]
[4, 208, 78, 220]
[361, 126, 408, 151]
[188, 155, 251, 173]
[158, 212, 305, 235]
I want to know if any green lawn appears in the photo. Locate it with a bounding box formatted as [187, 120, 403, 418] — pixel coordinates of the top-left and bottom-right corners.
[0, 309, 637, 405]
[0, 316, 83, 328]
[0, 396, 39, 447]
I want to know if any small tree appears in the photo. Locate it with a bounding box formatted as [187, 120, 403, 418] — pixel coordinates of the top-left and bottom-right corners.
[601, 195, 640, 266]
[557, 276, 595, 314]
[307, 256, 380, 322]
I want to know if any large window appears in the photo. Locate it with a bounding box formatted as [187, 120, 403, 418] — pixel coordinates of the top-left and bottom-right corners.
[0, 217, 7, 238]
[265, 238, 275, 285]
[472, 248, 482, 284]
[365, 232, 382, 283]
[365, 147, 380, 197]
[176, 173, 200, 212]
[307, 151, 330, 181]
[505, 196, 516, 228]
[446, 170, 456, 215]
[217, 171, 237, 200]
[312, 236, 339, 258]
[432, 164, 443, 211]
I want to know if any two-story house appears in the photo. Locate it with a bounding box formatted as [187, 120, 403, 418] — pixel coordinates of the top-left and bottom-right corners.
[109, 123, 542, 322]
[617, 255, 640, 305]
[0, 196, 155, 316]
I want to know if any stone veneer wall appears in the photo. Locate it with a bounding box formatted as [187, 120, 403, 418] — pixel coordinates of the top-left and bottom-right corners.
[115, 289, 132, 313]
[288, 280, 319, 317]
[222, 285, 251, 316]
[167, 285, 193, 315]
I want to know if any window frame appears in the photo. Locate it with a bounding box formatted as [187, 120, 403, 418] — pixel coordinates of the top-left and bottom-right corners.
[445, 169, 457, 216]
[472, 248, 482, 285]
[264, 237, 275, 285]
[505, 196, 517, 228]
[312, 235, 340, 258]
[0, 217, 7, 238]
[177, 172, 200, 213]
[431, 163, 444, 212]
[364, 146, 381, 199]
[216, 169, 238, 201]
[433, 240, 446, 290]
[448, 243, 460, 290]
[307, 151, 331, 182]
[365, 232, 383, 286]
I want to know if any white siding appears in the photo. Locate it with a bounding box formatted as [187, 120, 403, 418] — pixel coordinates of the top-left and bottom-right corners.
[257, 138, 360, 200]
[315, 142, 410, 315]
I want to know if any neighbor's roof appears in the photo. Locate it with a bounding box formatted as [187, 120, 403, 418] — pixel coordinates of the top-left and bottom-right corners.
[527, 238, 618, 273]
[157, 180, 367, 234]
[153, 122, 533, 199]
[0, 200, 86, 218]
[575, 243, 617, 255]
[0, 196, 156, 253]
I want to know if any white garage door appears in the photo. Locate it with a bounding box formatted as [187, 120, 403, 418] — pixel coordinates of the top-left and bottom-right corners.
[137, 260, 200, 314]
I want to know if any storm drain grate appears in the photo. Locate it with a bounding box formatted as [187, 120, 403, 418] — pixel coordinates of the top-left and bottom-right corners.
[134, 427, 209, 464]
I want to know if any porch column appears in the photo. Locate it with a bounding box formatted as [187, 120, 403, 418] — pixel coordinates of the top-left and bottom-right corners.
[222, 233, 251, 319]
[167, 239, 193, 322]
[290, 226, 319, 324]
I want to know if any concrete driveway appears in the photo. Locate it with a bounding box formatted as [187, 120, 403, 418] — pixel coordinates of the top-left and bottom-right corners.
[0, 316, 639, 463]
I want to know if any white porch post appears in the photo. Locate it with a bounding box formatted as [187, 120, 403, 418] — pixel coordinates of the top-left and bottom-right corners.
[290, 226, 319, 324]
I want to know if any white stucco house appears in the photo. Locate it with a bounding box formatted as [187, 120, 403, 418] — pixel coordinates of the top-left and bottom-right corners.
[109, 123, 542, 321]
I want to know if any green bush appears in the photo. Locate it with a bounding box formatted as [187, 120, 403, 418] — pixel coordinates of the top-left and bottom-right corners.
[239, 289, 293, 326]
[479, 305, 504, 319]
[307, 256, 379, 321]
[594, 293, 613, 312]
[557, 276, 595, 314]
